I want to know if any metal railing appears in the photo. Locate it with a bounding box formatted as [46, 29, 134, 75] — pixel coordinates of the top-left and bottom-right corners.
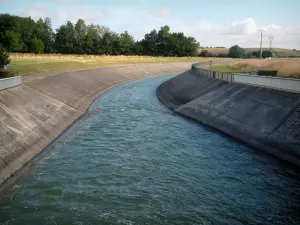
[191, 63, 300, 92]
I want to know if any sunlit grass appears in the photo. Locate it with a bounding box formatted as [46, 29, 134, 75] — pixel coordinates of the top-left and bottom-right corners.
[210, 58, 300, 78]
[210, 64, 243, 73]
[8, 53, 232, 76]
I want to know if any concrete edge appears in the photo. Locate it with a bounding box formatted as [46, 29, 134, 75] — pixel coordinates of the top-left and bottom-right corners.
[0, 70, 183, 193]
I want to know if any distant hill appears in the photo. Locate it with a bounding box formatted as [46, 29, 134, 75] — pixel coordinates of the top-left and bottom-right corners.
[200, 48, 300, 57]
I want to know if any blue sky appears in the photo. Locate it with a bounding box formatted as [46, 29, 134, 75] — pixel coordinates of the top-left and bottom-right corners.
[1, 0, 300, 48]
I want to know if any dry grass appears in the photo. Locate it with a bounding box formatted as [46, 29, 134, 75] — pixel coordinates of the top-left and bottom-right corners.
[202, 48, 300, 57]
[8, 53, 232, 76]
[231, 58, 300, 78]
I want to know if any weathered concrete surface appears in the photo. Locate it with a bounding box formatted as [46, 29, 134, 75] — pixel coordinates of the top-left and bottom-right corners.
[0, 62, 192, 189]
[157, 70, 300, 166]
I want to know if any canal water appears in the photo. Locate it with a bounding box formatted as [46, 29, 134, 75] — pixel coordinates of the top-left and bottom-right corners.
[1, 74, 300, 225]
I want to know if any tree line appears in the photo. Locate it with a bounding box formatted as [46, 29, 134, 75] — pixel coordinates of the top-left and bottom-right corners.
[199, 45, 273, 58]
[0, 13, 199, 57]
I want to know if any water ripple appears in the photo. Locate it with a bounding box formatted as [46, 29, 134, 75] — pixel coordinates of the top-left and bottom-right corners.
[1, 74, 300, 225]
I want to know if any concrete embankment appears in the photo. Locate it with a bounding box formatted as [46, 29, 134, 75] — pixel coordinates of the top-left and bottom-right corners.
[0, 62, 192, 189]
[157, 70, 300, 166]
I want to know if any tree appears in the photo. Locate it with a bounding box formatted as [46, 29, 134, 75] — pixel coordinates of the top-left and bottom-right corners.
[199, 49, 212, 57]
[119, 31, 135, 55]
[142, 29, 158, 55]
[3, 30, 23, 51]
[0, 13, 202, 57]
[43, 17, 55, 53]
[262, 50, 272, 58]
[0, 44, 11, 68]
[74, 19, 87, 53]
[31, 38, 44, 53]
[55, 21, 75, 53]
[217, 53, 228, 58]
[228, 45, 245, 58]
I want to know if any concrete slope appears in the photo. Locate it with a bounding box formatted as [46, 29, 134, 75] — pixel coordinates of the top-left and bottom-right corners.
[0, 62, 192, 189]
[157, 70, 300, 166]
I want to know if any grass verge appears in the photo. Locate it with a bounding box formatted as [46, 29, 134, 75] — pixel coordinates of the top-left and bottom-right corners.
[210, 59, 300, 78]
[8, 54, 233, 76]
[209, 64, 243, 73]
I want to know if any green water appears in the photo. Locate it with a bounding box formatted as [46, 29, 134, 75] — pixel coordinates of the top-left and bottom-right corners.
[1, 74, 300, 225]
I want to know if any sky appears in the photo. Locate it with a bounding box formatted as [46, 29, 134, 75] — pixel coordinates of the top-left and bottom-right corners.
[0, 0, 300, 49]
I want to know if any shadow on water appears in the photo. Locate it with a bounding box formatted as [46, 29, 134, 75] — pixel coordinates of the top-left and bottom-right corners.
[1, 73, 300, 225]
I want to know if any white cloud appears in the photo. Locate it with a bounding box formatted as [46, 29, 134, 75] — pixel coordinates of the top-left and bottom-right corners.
[225, 18, 257, 35]
[151, 9, 172, 18]
[55, 0, 75, 3]
[56, 11, 68, 21]
[21, 4, 46, 19]
[17, 3, 300, 49]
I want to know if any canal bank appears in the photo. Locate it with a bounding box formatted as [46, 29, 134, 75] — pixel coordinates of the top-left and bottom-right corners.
[157, 70, 300, 166]
[0, 62, 195, 190]
[1, 74, 300, 225]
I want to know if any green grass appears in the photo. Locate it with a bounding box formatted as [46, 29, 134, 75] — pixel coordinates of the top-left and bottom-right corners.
[8, 54, 229, 76]
[209, 64, 242, 73]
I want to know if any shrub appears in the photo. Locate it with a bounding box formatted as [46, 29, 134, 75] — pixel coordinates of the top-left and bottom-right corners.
[258, 70, 278, 76]
[0, 68, 14, 79]
[0, 44, 11, 68]
[217, 53, 228, 58]
[228, 45, 245, 58]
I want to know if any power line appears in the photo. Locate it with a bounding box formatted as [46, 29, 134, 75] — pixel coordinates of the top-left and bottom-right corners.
[258, 29, 265, 60]
[269, 36, 274, 53]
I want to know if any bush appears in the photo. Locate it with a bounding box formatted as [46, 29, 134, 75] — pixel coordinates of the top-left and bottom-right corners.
[258, 70, 278, 76]
[198, 49, 213, 57]
[217, 53, 228, 57]
[228, 45, 245, 58]
[0, 68, 14, 79]
[0, 44, 11, 68]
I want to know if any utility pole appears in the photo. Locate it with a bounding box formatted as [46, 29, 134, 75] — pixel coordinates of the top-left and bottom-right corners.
[269, 36, 273, 54]
[258, 29, 265, 59]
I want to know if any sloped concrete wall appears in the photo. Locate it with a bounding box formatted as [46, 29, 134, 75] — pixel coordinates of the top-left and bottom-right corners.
[0, 62, 192, 189]
[0, 76, 22, 91]
[157, 70, 300, 166]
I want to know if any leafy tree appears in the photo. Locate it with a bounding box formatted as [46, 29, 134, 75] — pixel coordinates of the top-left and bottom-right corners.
[55, 21, 75, 53]
[217, 53, 228, 57]
[119, 31, 135, 55]
[31, 38, 44, 53]
[228, 45, 245, 58]
[262, 50, 272, 58]
[199, 49, 211, 57]
[142, 29, 158, 55]
[3, 30, 23, 51]
[0, 14, 201, 57]
[0, 44, 11, 68]
[74, 19, 87, 53]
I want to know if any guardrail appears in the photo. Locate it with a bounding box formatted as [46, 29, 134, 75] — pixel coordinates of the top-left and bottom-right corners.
[192, 65, 234, 82]
[192, 63, 300, 92]
[233, 74, 300, 92]
[0, 76, 22, 91]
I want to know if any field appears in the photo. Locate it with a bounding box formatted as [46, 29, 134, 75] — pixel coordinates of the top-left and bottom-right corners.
[210, 58, 300, 78]
[203, 48, 300, 57]
[7, 53, 232, 76]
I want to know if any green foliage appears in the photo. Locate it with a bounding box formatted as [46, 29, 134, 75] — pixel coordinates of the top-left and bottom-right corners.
[2, 30, 23, 51]
[228, 45, 245, 58]
[217, 53, 228, 58]
[199, 49, 212, 57]
[31, 38, 44, 53]
[0, 13, 199, 57]
[258, 70, 278, 76]
[262, 51, 272, 58]
[0, 44, 11, 68]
